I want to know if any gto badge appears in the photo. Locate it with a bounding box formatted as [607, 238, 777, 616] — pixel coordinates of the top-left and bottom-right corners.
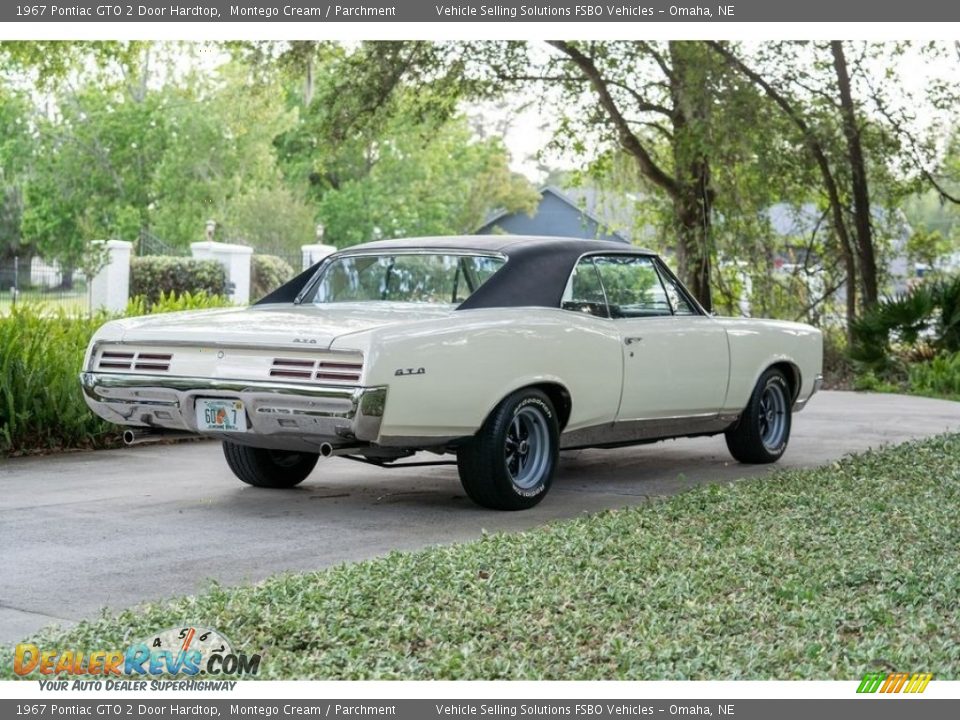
[293, 337, 318, 344]
[395, 367, 426, 376]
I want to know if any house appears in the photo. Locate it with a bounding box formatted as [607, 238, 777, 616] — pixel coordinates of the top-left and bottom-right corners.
[766, 202, 914, 296]
[476, 186, 631, 243]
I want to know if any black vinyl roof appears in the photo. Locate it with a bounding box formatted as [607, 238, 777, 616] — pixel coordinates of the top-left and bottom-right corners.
[339, 234, 651, 256]
[256, 235, 658, 309]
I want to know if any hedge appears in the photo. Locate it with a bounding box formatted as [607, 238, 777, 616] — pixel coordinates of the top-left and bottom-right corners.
[251, 254, 296, 301]
[1, 292, 231, 455]
[130, 256, 227, 308]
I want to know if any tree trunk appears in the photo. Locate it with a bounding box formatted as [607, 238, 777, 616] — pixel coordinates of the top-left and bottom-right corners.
[669, 42, 714, 312]
[672, 143, 714, 312]
[674, 188, 713, 312]
[842, 242, 857, 339]
[831, 41, 879, 309]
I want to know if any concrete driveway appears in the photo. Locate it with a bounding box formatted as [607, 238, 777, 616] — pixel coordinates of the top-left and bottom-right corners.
[2, 390, 959, 644]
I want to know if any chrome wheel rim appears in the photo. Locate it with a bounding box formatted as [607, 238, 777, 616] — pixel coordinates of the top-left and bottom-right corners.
[504, 405, 550, 490]
[758, 382, 787, 450]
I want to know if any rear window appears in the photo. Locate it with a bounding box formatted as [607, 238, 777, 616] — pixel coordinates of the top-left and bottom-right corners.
[304, 253, 506, 305]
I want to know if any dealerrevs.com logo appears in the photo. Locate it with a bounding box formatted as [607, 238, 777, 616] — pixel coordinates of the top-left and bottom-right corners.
[14, 626, 261, 679]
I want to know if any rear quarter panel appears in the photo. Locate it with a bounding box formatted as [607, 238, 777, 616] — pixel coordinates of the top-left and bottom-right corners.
[331, 307, 623, 442]
[717, 317, 823, 412]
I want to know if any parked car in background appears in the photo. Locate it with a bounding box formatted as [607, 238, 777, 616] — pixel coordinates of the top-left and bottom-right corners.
[81, 236, 823, 510]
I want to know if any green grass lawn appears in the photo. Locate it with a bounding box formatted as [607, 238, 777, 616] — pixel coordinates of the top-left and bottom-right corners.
[4, 435, 960, 680]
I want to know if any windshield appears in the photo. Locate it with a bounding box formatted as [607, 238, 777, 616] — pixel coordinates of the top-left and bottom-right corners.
[303, 253, 506, 305]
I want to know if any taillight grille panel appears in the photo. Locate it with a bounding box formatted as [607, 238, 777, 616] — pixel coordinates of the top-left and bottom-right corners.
[97, 350, 172, 373]
[93, 345, 362, 384]
[270, 357, 363, 383]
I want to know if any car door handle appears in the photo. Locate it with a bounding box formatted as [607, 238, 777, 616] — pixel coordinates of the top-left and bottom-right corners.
[624, 336, 643, 345]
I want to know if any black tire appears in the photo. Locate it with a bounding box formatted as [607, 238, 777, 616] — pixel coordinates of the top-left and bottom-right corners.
[457, 388, 559, 510]
[222, 441, 319, 488]
[725, 367, 792, 464]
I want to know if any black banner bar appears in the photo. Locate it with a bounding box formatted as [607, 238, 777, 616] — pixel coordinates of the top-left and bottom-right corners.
[1, 1, 959, 23]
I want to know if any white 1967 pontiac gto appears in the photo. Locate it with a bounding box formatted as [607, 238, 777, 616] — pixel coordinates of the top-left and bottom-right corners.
[81, 236, 823, 510]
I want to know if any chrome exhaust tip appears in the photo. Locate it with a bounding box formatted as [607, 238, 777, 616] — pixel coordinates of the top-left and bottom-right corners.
[122, 429, 194, 446]
[319, 442, 334, 458]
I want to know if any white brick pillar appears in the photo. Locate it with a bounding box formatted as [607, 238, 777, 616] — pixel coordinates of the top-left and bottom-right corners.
[190, 241, 253, 305]
[300, 243, 337, 271]
[89, 240, 132, 313]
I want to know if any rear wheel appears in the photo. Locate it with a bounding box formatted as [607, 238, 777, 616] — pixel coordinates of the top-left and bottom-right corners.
[725, 368, 792, 464]
[222, 441, 319, 488]
[457, 388, 559, 510]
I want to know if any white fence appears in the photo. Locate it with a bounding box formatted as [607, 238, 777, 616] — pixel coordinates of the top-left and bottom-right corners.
[89, 241, 332, 312]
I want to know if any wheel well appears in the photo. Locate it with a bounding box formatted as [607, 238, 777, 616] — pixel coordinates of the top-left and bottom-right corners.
[769, 361, 801, 402]
[529, 382, 572, 431]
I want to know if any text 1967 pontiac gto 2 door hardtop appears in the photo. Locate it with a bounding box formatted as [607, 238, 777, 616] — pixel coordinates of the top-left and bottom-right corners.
[81, 236, 823, 510]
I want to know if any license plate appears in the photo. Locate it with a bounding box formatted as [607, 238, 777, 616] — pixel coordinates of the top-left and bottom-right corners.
[196, 399, 247, 432]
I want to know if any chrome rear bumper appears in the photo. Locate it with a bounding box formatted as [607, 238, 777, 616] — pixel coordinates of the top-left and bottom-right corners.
[79, 372, 386, 449]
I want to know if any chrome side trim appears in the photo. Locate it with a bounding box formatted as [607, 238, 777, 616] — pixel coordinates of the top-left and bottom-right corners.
[793, 373, 824, 412]
[560, 413, 738, 450]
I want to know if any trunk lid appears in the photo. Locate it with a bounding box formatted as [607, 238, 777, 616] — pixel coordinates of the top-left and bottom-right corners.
[115, 302, 456, 349]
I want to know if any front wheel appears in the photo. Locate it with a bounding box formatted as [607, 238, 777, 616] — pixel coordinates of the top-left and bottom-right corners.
[222, 441, 319, 488]
[725, 368, 792, 464]
[457, 389, 559, 510]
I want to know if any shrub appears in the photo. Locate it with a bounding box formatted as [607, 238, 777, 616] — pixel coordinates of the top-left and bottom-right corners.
[126, 290, 232, 317]
[821, 325, 854, 390]
[251, 254, 296, 301]
[908, 352, 960, 400]
[852, 370, 901, 394]
[1, 291, 233, 455]
[130, 256, 227, 308]
[0, 306, 113, 454]
[850, 275, 960, 376]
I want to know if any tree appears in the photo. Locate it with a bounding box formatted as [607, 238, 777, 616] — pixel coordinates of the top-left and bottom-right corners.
[308, 113, 536, 246]
[18, 46, 315, 264]
[0, 85, 33, 265]
[709, 40, 960, 325]
[0, 41, 139, 84]
[267, 42, 537, 248]
[491, 41, 721, 310]
[830, 41, 879, 308]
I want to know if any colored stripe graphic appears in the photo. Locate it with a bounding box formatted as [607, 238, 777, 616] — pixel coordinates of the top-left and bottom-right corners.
[858, 671, 932, 694]
[857, 672, 885, 693]
[905, 673, 933, 693]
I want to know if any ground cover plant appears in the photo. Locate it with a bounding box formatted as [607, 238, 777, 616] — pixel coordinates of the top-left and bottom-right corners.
[4, 435, 958, 680]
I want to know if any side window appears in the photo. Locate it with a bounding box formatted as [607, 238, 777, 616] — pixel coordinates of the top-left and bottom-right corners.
[593, 256, 672, 318]
[561, 258, 609, 318]
[655, 264, 696, 315]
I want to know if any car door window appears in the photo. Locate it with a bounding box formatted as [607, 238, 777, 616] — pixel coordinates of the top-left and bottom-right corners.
[561, 258, 609, 318]
[593, 255, 673, 318]
[655, 263, 696, 315]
